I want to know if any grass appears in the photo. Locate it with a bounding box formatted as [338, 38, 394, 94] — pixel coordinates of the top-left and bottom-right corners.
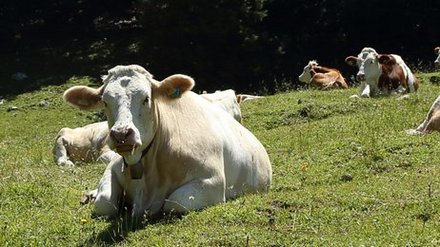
[2, 72, 440, 246]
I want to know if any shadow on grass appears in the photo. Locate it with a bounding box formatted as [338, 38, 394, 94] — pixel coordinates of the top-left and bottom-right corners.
[79, 208, 184, 246]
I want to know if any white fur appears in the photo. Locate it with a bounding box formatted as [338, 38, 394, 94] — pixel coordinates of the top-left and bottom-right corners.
[435, 48, 440, 66]
[63, 65, 272, 218]
[200, 89, 242, 122]
[53, 121, 117, 166]
[298, 60, 318, 83]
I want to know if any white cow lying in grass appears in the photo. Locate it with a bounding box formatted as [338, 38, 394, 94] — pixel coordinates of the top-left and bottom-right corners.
[63, 65, 272, 218]
[201, 89, 242, 122]
[53, 121, 117, 166]
[407, 96, 440, 135]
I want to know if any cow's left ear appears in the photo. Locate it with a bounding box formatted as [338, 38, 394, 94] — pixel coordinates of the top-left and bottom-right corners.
[158, 74, 195, 98]
[345, 56, 358, 66]
[63, 85, 104, 111]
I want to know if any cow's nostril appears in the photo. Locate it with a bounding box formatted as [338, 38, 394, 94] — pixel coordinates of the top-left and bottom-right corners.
[110, 127, 135, 144]
[125, 128, 134, 138]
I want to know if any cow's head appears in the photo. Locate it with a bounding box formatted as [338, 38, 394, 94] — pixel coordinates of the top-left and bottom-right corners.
[345, 47, 382, 97]
[63, 65, 195, 168]
[434, 47, 440, 67]
[298, 60, 318, 83]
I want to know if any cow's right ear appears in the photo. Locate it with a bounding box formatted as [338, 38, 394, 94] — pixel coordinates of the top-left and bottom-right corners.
[378, 54, 391, 64]
[345, 56, 358, 66]
[63, 85, 104, 111]
[435, 47, 440, 54]
[157, 74, 195, 99]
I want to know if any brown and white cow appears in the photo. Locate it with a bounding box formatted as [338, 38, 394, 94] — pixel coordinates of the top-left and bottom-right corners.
[407, 96, 440, 135]
[53, 121, 117, 166]
[434, 47, 440, 67]
[63, 65, 272, 218]
[298, 60, 348, 89]
[345, 47, 418, 97]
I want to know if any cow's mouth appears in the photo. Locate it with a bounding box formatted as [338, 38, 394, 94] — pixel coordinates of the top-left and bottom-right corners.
[114, 144, 136, 154]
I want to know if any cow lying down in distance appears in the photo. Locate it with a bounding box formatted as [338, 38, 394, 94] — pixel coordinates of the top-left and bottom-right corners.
[435, 47, 440, 67]
[298, 60, 348, 89]
[54, 89, 250, 167]
[345, 47, 418, 98]
[63, 65, 272, 218]
[53, 121, 117, 166]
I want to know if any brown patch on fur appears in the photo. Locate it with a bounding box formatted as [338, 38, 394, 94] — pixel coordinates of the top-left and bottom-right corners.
[378, 54, 407, 92]
[309, 64, 348, 89]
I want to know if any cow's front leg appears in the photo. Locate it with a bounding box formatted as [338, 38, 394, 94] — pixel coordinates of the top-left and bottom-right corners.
[93, 160, 124, 217]
[163, 177, 225, 213]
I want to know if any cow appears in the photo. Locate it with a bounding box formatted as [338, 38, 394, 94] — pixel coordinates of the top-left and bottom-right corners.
[200, 89, 242, 122]
[435, 47, 440, 67]
[345, 47, 418, 97]
[53, 121, 117, 166]
[63, 65, 272, 218]
[236, 94, 264, 104]
[407, 96, 440, 135]
[298, 60, 349, 89]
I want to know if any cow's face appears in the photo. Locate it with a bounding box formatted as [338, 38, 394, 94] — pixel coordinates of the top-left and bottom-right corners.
[63, 65, 195, 166]
[434, 47, 440, 67]
[298, 60, 318, 83]
[345, 47, 382, 97]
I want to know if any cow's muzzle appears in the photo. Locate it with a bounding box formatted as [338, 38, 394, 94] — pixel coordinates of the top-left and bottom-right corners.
[356, 74, 366, 81]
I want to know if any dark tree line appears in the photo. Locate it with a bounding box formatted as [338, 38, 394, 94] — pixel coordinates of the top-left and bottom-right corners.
[0, 0, 439, 95]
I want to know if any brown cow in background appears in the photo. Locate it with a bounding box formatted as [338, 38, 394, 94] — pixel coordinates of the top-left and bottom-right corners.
[298, 60, 348, 89]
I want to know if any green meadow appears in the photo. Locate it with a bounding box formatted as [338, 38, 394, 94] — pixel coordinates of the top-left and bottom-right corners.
[2, 73, 440, 246]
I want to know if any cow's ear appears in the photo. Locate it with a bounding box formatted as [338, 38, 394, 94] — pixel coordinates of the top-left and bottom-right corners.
[158, 74, 195, 98]
[378, 54, 391, 64]
[345, 56, 358, 66]
[63, 85, 104, 110]
[435, 47, 440, 54]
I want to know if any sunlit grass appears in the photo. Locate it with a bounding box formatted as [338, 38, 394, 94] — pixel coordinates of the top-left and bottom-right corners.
[1, 73, 440, 245]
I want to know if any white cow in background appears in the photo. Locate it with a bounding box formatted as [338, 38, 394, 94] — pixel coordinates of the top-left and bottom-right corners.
[434, 47, 440, 67]
[63, 65, 272, 218]
[53, 121, 117, 166]
[200, 89, 242, 122]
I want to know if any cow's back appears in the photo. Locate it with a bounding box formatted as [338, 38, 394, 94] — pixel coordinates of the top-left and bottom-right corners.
[153, 92, 271, 198]
[57, 122, 109, 162]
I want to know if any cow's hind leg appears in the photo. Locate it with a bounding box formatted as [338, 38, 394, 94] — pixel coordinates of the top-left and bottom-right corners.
[163, 178, 225, 214]
[53, 135, 74, 167]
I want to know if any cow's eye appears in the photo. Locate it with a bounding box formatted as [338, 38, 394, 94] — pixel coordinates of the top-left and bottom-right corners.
[143, 97, 149, 105]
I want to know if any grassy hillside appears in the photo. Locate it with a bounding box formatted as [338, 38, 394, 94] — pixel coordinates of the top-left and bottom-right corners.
[1, 73, 440, 246]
